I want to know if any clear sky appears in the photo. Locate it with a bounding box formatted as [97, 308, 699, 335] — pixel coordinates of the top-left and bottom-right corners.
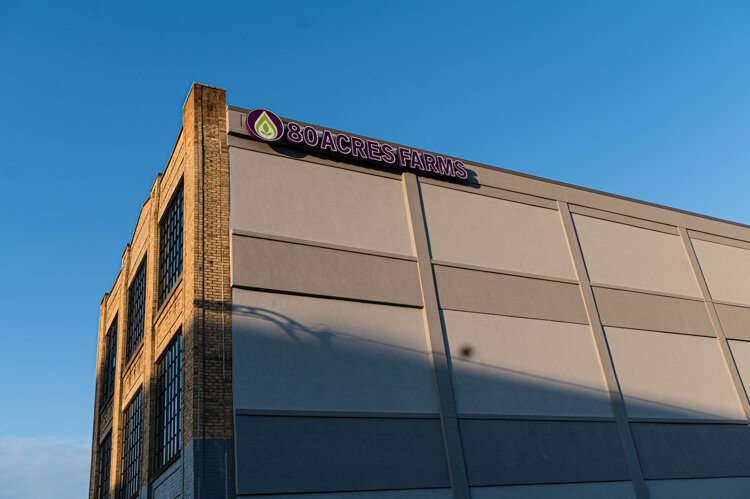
[1, 1, 750, 497]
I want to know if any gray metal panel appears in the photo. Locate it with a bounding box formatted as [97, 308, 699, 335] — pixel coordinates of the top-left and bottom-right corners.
[231, 234, 422, 306]
[569, 205, 677, 234]
[242, 489, 452, 499]
[717, 304, 750, 341]
[470, 481, 636, 499]
[647, 477, 750, 499]
[184, 439, 236, 499]
[631, 423, 750, 479]
[434, 266, 587, 324]
[594, 287, 713, 337]
[234, 415, 450, 495]
[689, 231, 750, 250]
[232, 289, 438, 413]
[459, 419, 629, 486]
[444, 311, 611, 417]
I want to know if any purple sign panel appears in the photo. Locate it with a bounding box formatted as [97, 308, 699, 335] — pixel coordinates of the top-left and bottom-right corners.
[243, 109, 469, 181]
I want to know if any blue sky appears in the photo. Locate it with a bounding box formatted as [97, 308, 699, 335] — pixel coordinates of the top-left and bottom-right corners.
[1, 1, 750, 497]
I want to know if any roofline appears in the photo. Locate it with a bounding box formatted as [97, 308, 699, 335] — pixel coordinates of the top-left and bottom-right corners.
[228, 103, 749, 232]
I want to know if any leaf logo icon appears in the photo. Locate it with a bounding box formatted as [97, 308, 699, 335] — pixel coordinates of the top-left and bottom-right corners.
[245, 108, 285, 142]
[254, 111, 278, 140]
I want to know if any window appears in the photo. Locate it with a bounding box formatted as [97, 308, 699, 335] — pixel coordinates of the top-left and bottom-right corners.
[119, 391, 142, 499]
[97, 432, 112, 499]
[100, 317, 117, 406]
[126, 261, 146, 361]
[154, 335, 182, 471]
[159, 184, 183, 305]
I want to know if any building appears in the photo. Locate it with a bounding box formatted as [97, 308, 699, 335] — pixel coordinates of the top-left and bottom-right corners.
[89, 83, 750, 499]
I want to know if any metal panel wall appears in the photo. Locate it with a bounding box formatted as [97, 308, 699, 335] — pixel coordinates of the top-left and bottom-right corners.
[444, 311, 610, 417]
[229, 147, 414, 256]
[605, 327, 744, 420]
[573, 214, 701, 297]
[228, 116, 750, 498]
[693, 238, 750, 305]
[232, 288, 438, 414]
[420, 183, 576, 280]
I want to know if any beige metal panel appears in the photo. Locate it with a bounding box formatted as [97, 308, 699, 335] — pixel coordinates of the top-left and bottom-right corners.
[444, 311, 611, 417]
[232, 289, 438, 413]
[470, 482, 636, 499]
[420, 184, 576, 280]
[728, 340, 750, 399]
[594, 287, 713, 337]
[231, 234, 422, 307]
[692, 238, 750, 305]
[716, 304, 750, 341]
[605, 327, 744, 420]
[647, 478, 750, 499]
[435, 266, 587, 324]
[573, 215, 701, 297]
[229, 147, 413, 256]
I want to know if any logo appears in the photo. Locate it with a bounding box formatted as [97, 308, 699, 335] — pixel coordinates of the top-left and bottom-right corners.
[240, 108, 469, 181]
[245, 108, 284, 142]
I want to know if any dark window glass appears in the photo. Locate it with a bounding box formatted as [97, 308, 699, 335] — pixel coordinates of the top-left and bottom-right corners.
[126, 261, 146, 361]
[97, 431, 112, 499]
[159, 185, 183, 305]
[119, 390, 142, 499]
[155, 335, 182, 471]
[100, 317, 117, 406]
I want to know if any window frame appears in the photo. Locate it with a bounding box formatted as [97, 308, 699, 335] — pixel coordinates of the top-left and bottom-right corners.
[158, 182, 184, 307]
[119, 390, 142, 499]
[97, 431, 112, 499]
[125, 259, 147, 363]
[153, 333, 183, 474]
[100, 316, 118, 408]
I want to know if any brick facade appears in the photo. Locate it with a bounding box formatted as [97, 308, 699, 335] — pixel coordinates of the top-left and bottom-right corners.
[89, 83, 232, 499]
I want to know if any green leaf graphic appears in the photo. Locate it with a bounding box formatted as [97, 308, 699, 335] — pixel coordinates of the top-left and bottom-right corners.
[254, 111, 278, 140]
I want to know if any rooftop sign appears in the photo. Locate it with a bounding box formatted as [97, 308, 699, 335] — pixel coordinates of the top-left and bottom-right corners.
[243, 108, 469, 181]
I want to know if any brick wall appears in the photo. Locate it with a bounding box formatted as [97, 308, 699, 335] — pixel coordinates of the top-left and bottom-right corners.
[88, 83, 233, 499]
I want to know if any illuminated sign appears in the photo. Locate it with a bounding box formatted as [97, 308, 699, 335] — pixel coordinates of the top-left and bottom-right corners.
[244, 109, 469, 181]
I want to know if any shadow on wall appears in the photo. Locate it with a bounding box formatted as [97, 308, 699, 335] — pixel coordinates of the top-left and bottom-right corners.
[230, 301, 734, 420]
